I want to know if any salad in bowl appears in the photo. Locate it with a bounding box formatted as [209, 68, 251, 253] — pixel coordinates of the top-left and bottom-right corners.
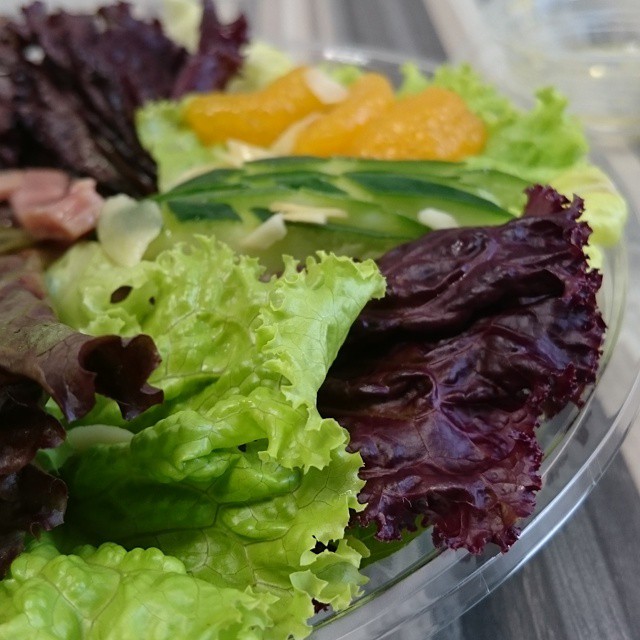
[0, 1, 633, 639]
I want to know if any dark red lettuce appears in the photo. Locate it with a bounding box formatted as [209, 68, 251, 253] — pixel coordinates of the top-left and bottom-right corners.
[171, 0, 248, 98]
[0, 465, 67, 574]
[0, 252, 163, 575]
[0, 1, 247, 196]
[319, 186, 605, 553]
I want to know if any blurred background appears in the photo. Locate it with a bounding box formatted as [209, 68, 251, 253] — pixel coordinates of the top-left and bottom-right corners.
[427, 0, 640, 142]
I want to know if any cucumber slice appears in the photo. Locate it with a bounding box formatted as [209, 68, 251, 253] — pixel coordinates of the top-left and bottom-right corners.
[154, 156, 526, 269]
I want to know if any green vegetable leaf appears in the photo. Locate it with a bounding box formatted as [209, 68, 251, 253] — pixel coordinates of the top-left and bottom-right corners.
[226, 42, 296, 93]
[43, 236, 385, 638]
[398, 63, 588, 183]
[0, 542, 276, 640]
[470, 87, 589, 184]
[550, 164, 628, 247]
[136, 100, 227, 191]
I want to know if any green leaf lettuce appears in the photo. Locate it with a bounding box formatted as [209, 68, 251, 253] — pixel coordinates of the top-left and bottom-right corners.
[0, 542, 276, 640]
[19, 237, 386, 639]
[398, 63, 626, 250]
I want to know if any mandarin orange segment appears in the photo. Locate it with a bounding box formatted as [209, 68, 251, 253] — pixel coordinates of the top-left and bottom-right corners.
[293, 73, 395, 157]
[348, 86, 487, 161]
[183, 66, 328, 147]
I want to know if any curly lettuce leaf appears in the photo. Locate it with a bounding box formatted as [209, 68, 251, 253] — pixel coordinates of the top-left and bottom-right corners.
[0, 1, 246, 197]
[399, 63, 588, 183]
[470, 87, 588, 183]
[136, 100, 228, 191]
[319, 186, 605, 552]
[61, 443, 366, 639]
[226, 42, 297, 93]
[43, 237, 384, 637]
[49, 240, 384, 467]
[397, 63, 628, 254]
[0, 542, 275, 640]
[1, 253, 163, 423]
[550, 164, 628, 248]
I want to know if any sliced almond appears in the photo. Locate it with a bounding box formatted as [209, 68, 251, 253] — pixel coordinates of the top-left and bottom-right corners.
[304, 67, 349, 104]
[98, 195, 163, 267]
[270, 201, 348, 225]
[270, 113, 321, 155]
[417, 207, 459, 230]
[225, 139, 274, 167]
[239, 213, 287, 251]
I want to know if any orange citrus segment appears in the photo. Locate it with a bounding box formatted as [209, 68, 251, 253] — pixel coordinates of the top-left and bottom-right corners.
[293, 73, 395, 156]
[347, 86, 487, 161]
[183, 66, 328, 147]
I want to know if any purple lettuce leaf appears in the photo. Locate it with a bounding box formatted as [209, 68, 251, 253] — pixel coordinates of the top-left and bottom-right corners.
[319, 186, 605, 553]
[0, 1, 248, 196]
[0, 252, 163, 421]
[0, 465, 67, 574]
[0, 373, 65, 476]
[0, 251, 163, 576]
[171, 0, 248, 98]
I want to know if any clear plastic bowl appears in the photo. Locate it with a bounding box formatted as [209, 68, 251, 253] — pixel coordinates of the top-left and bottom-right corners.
[481, 0, 640, 140]
[3, 1, 640, 638]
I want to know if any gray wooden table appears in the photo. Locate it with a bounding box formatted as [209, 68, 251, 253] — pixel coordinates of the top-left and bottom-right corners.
[246, 1, 640, 638]
[434, 456, 640, 640]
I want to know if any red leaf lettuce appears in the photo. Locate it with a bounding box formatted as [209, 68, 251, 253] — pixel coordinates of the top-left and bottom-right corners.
[0, 1, 247, 196]
[319, 186, 606, 553]
[0, 252, 163, 575]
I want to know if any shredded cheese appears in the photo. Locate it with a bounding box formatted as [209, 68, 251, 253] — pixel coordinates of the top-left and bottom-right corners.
[417, 207, 459, 230]
[270, 201, 348, 224]
[304, 67, 349, 104]
[239, 213, 287, 250]
[67, 424, 134, 452]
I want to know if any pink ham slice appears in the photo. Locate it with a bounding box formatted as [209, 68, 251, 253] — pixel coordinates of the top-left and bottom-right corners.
[0, 171, 25, 201]
[1, 169, 104, 242]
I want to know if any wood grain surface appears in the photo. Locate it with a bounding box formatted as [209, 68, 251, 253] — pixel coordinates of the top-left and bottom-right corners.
[434, 455, 640, 640]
